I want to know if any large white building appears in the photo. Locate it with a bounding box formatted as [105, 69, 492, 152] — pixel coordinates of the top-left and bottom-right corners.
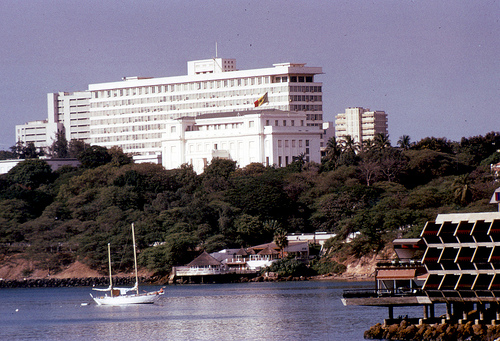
[88, 58, 323, 161]
[335, 107, 388, 143]
[162, 109, 321, 173]
[15, 58, 323, 165]
[16, 91, 90, 149]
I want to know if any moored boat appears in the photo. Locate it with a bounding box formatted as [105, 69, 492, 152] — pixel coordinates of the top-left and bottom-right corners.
[90, 223, 164, 305]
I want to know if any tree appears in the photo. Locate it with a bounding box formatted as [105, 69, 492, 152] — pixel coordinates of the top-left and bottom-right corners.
[397, 135, 412, 150]
[78, 145, 112, 168]
[373, 133, 391, 151]
[49, 131, 69, 158]
[322, 137, 342, 170]
[7, 159, 54, 189]
[68, 139, 89, 158]
[273, 227, 288, 258]
[452, 174, 472, 206]
[23, 142, 41, 159]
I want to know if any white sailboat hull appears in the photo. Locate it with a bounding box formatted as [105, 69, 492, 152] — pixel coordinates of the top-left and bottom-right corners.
[91, 292, 160, 305]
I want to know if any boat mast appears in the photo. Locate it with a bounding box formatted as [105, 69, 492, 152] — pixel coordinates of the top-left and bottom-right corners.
[131, 223, 139, 295]
[107, 243, 113, 297]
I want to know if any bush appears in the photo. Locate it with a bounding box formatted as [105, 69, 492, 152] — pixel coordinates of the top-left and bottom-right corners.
[311, 259, 346, 275]
[263, 257, 314, 277]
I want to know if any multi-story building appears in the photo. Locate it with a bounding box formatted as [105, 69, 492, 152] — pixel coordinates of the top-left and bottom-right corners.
[335, 107, 387, 144]
[47, 91, 91, 143]
[88, 58, 323, 161]
[15, 119, 57, 149]
[162, 109, 321, 173]
[16, 91, 90, 150]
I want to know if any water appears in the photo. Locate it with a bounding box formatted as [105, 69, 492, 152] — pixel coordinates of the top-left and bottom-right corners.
[0, 281, 428, 341]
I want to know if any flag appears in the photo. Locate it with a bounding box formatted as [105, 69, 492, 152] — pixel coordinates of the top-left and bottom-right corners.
[254, 93, 268, 107]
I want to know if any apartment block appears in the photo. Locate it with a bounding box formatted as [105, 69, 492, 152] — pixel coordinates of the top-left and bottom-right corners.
[335, 107, 388, 143]
[16, 91, 90, 149]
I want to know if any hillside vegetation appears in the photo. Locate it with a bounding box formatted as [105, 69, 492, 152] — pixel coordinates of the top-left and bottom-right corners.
[0, 132, 499, 277]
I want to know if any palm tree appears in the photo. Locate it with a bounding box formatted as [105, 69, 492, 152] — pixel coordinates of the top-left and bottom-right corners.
[340, 135, 360, 155]
[453, 174, 472, 206]
[397, 135, 412, 150]
[373, 133, 391, 150]
[273, 227, 288, 259]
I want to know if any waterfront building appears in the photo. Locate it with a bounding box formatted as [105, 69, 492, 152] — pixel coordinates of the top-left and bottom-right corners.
[162, 108, 321, 173]
[88, 58, 323, 162]
[342, 189, 500, 326]
[16, 91, 91, 150]
[335, 107, 388, 144]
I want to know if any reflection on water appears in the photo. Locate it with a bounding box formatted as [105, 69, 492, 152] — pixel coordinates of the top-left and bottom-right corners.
[0, 281, 436, 340]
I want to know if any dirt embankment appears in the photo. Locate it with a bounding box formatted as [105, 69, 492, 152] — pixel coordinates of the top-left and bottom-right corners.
[0, 254, 153, 281]
[0, 248, 394, 282]
[312, 246, 396, 281]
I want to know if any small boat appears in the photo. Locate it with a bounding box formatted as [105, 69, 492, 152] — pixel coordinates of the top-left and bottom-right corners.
[90, 223, 164, 305]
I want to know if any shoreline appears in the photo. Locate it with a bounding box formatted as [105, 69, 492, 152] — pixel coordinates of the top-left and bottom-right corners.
[0, 272, 373, 288]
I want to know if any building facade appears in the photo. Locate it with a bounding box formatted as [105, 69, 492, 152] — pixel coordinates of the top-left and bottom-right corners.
[16, 91, 91, 150]
[88, 58, 323, 160]
[335, 107, 388, 144]
[162, 109, 321, 173]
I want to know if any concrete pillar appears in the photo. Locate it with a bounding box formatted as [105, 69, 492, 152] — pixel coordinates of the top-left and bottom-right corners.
[479, 304, 484, 321]
[446, 302, 452, 320]
[430, 304, 435, 318]
[423, 305, 428, 319]
[388, 306, 394, 320]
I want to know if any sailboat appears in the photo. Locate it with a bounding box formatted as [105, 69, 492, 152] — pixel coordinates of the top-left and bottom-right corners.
[90, 223, 164, 305]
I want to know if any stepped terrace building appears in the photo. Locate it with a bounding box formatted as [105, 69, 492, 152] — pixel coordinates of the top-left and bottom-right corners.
[88, 58, 324, 162]
[343, 189, 500, 326]
[162, 109, 321, 173]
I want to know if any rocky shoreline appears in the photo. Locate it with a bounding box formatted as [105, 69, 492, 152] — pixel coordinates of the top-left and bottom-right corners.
[0, 276, 155, 288]
[365, 320, 500, 341]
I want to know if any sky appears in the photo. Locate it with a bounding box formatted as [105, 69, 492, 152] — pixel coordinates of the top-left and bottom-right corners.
[0, 0, 499, 149]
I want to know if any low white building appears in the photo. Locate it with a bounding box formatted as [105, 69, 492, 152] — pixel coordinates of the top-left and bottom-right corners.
[0, 158, 80, 175]
[162, 109, 321, 173]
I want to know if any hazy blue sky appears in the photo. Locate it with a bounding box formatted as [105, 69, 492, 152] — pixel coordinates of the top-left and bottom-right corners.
[1, 0, 499, 149]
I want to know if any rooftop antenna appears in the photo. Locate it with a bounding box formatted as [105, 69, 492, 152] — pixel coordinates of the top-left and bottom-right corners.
[215, 42, 218, 58]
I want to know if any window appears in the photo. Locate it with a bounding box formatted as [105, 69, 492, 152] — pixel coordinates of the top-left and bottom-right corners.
[291, 120, 295, 126]
[275, 120, 279, 126]
[214, 144, 218, 150]
[249, 121, 255, 128]
[306, 148, 309, 154]
[285, 140, 289, 147]
[170, 126, 176, 133]
[292, 140, 296, 147]
[285, 156, 289, 165]
[283, 120, 286, 126]
[278, 140, 282, 148]
[306, 140, 309, 146]
[299, 140, 303, 147]
[266, 120, 270, 126]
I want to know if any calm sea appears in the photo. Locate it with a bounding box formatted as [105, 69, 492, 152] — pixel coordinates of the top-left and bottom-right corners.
[0, 280, 428, 341]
